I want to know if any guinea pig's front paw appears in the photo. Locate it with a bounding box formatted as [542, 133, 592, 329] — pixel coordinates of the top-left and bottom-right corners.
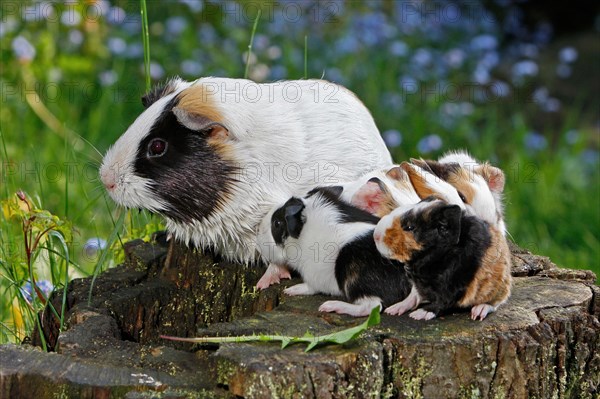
[409, 308, 437, 320]
[470, 304, 496, 321]
[284, 283, 315, 296]
[384, 301, 413, 316]
[256, 263, 292, 290]
[319, 300, 353, 315]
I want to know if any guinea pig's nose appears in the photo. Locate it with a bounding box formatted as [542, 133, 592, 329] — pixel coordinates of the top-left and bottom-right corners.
[100, 170, 116, 191]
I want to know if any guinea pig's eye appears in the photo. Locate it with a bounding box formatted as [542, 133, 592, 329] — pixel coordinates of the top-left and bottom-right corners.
[147, 138, 168, 158]
[405, 224, 415, 232]
[273, 219, 282, 229]
[458, 191, 467, 203]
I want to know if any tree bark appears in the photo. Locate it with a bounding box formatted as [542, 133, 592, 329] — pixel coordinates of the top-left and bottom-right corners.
[1, 236, 598, 399]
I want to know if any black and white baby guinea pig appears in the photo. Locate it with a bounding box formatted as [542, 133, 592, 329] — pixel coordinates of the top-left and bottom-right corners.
[255, 166, 419, 290]
[99, 77, 393, 263]
[257, 187, 412, 317]
[374, 198, 512, 321]
[411, 151, 507, 235]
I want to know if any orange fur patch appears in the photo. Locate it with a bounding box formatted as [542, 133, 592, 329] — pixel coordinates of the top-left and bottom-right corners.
[383, 217, 423, 262]
[400, 162, 439, 200]
[176, 84, 225, 123]
[458, 226, 512, 307]
[386, 166, 416, 195]
[176, 85, 234, 160]
[447, 168, 477, 205]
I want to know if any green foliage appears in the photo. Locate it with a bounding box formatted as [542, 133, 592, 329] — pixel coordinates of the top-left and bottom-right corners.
[0, 1, 598, 345]
[161, 306, 381, 352]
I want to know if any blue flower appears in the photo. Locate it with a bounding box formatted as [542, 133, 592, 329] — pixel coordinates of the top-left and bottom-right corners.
[470, 34, 498, 51]
[559, 47, 578, 63]
[179, 0, 204, 13]
[383, 129, 403, 148]
[149, 62, 165, 80]
[99, 70, 118, 86]
[581, 149, 599, 167]
[12, 36, 36, 62]
[564, 130, 579, 145]
[181, 60, 203, 76]
[512, 60, 538, 82]
[269, 65, 287, 80]
[61, 9, 82, 26]
[389, 41, 408, 57]
[107, 6, 127, 25]
[84, 237, 107, 258]
[20, 280, 54, 303]
[417, 134, 443, 154]
[524, 132, 547, 151]
[166, 16, 188, 36]
[107, 37, 127, 55]
[556, 64, 572, 79]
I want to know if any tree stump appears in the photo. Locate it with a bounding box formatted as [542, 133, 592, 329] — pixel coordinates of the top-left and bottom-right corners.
[0, 235, 598, 399]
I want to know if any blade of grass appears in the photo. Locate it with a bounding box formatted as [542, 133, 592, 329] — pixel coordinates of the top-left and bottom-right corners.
[244, 9, 262, 79]
[140, 0, 151, 92]
[87, 210, 125, 305]
[304, 35, 308, 79]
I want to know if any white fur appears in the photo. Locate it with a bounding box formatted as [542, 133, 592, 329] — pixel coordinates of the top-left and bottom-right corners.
[319, 296, 382, 317]
[404, 163, 466, 208]
[438, 150, 506, 235]
[340, 166, 421, 208]
[101, 77, 392, 263]
[384, 285, 421, 316]
[257, 193, 376, 297]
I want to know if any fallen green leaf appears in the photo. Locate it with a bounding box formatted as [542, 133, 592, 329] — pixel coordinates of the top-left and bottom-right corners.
[161, 306, 381, 352]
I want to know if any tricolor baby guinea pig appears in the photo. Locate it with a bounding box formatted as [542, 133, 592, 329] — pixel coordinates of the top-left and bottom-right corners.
[374, 198, 512, 321]
[99, 77, 393, 263]
[257, 187, 412, 317]
[412, 151, 507, 235]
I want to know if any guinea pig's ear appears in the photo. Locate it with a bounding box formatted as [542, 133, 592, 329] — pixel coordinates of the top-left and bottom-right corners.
[437, 205, 462, 244]
[476, 164, 505, 194]
[284, 198, 305, 239]
[386, 166, 409, 182]
[172, 107, 229, 140]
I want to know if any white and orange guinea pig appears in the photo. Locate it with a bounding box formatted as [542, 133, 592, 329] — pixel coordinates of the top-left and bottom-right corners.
[374, 197, 512, 321]
[99, 77, 392, 263]
[412, 150, 507, 235]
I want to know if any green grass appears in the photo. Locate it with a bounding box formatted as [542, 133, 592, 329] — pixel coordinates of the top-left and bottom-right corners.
[0, 1, 598, 345]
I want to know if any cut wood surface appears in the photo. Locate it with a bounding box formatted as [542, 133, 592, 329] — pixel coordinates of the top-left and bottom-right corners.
[1, 236, 598, 399]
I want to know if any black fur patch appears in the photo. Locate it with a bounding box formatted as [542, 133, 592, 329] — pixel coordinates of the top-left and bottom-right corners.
[336, 232, 411, 307]
[141, 80, 179, 108]
[401, 201, 492, 316]
[271, 197, 306, 245]
[133, 97, 237, 224]
[307, 186, 380, 225]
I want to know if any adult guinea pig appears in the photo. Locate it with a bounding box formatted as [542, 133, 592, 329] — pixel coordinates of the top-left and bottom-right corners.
[257, 187, 411, 317]
[100, 77, 392, 262]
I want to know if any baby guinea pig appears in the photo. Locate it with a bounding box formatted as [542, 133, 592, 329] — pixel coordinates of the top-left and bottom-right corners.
[100, 77, 393, 264]
[411, 152, 507, 235]
[257, 166, 419, 290]
[257, 187, 412, 317]
[341, 165, 421, 217]
[374, 197, 512, 321]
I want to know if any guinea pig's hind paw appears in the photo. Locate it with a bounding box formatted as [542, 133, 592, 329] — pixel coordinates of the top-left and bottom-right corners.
[409, 309, 436, 320]
[471, 304, 496, 321]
